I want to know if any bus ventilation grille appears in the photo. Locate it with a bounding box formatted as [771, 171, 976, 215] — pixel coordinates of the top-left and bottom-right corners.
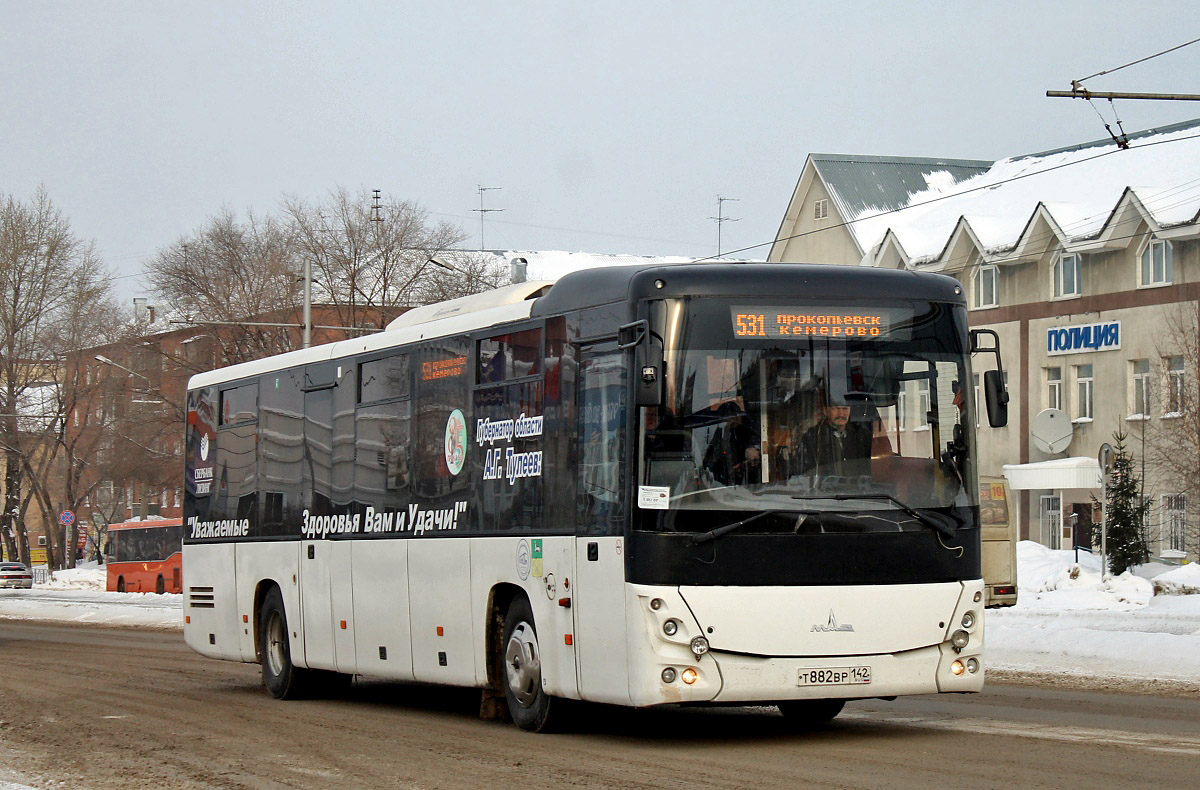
[188, 587, 216, 608]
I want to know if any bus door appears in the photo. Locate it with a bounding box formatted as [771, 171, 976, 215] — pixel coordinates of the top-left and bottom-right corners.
[572, 347, 632, 705]
[299, 362, 338, 671]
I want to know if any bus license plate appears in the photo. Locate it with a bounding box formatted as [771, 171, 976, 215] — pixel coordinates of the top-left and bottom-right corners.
[797, 666, 871, 686]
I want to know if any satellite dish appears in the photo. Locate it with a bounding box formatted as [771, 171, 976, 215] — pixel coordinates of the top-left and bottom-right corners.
[1031, 408, 1073, 454]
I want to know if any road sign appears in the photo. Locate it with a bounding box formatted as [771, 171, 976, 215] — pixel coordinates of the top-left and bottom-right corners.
[59, 510, 75, 526]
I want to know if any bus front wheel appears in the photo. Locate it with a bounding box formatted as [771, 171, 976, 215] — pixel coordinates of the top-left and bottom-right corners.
[259, 586, 312, 699]
[777, 698, 845, 725]
[155, 576, 165, 595]
[501, 596, 557, 732]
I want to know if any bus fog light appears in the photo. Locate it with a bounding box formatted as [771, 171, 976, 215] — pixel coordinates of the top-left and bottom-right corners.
[650, 598, 664, 611]
[661, 667, 677, 683]
[951, 660, 965, 676]
[951, 629, 970, 651]
[961, 611, 976, 629]
[681, 668, 698, 685]
[663, 619, 679, 636]
[689, 636, 709, 657]
[966, 658, 980, 674]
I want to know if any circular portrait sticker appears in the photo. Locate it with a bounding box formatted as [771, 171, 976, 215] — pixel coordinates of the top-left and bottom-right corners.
[444, 408, 467, 476]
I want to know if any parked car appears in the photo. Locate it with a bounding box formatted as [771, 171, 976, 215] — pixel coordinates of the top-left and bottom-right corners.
[0, 562, 33, 589]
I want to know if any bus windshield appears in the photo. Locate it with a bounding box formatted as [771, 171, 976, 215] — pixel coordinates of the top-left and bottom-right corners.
[639, 298, 977, 530]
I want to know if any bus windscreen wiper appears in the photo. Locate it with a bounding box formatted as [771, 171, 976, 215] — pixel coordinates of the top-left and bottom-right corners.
[691, 510, 787, 545]
[791, 494, 959, 540]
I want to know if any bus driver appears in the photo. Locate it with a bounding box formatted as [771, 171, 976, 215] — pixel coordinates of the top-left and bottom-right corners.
[798, 397, 872, 479]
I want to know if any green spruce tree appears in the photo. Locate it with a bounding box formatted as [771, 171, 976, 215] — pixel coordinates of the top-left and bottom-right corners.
[1100, 430, 1150, 575]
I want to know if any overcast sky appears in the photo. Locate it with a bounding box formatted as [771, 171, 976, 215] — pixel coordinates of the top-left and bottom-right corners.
[2, 1, 1198, 300]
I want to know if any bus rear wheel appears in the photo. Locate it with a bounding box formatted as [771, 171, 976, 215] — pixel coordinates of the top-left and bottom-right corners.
[116, 577, 125, 593]
[155, 576, 165, 595]
[500, 596, 557, 732]
[777, 698, 845, 725]
[259, 586, 313, 699]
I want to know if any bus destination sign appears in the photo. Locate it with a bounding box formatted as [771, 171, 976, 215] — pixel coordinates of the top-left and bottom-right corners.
[731, 307, 887, 339]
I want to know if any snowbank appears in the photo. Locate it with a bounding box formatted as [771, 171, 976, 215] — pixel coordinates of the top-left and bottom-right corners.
[44, 566, 107, 590]
[1153, 562, 1200, 596]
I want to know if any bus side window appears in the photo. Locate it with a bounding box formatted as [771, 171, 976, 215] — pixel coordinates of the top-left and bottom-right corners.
[577, 349, 627, 536]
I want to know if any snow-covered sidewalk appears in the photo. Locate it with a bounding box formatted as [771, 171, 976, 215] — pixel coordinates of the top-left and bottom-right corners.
[2, 549, 1198, 687]
[0, 566, 180, 629]
[988, 542, 1200, 685]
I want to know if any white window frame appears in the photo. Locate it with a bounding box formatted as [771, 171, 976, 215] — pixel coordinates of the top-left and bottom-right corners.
[1139, 239, 1173, 287]
[915, 378, 931, 430]
[1164, 493, 1186, 554]
[1131, 359, 1151, 419]
[1165, 355, 1185, 417]
[972, 265, 999, 309]
[1040, 494, 1062, 550]
[1075, 364, 1093, 420]
[1046, 366, 1062, 411]
[813, 199, 829, 220]
[1053, 252, 1082, 298]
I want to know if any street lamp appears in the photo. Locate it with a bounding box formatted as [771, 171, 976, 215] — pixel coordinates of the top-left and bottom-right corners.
[94, 354, 151, 384]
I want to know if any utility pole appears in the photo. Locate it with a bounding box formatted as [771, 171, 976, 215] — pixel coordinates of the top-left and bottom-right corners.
[370, 189, 384, 223]
[710, 195, 740, 258]
[473, 185, 503, 250]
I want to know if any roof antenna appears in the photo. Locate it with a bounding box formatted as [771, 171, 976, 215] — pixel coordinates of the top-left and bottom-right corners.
[710, 195, 740, 258]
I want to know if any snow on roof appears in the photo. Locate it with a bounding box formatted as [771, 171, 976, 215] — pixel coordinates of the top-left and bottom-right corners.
[849, 118, 1200, 265]
[490, 249, 703, 283]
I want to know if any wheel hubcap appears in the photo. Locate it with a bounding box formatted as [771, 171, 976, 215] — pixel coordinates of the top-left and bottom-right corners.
[266, 612, 287, 676]
[504, 621, 541, 706]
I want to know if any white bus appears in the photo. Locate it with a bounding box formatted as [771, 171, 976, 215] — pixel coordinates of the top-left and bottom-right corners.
[183, 263, 1009, 731]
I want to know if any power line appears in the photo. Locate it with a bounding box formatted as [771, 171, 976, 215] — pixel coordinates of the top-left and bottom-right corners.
[1078, 36, 1200, 83]
[703, 128, 1200, 263]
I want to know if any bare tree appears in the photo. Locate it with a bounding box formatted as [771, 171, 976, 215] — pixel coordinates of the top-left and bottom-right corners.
[283, 188, 482, 330]
[145, 208, 301, 365]
[0, 188, 111, 566]
[1146, 300, 1200, 556]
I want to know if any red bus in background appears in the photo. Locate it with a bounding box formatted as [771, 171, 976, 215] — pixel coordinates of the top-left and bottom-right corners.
[105, 518, 184, 594]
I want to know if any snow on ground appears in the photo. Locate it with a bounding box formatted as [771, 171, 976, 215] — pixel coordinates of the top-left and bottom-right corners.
[0, 545, 1196, 684]
[0, 563, 180, 629]
[987, 542, 1200, 683]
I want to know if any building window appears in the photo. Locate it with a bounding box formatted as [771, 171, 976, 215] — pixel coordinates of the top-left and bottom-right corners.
[1075, 364, 1093, 420]
[973, 265, 998, 309]
[897, 388, 908, 430]
[1165, 355, 1185, 416]
[37, 535, 47, 547]
[174, 488, 181, 508]
[1046, 366, 1062, 411]
[917, 379, 931, 428]
[813, 199, 829, 220]
[1132, 359, 1151, 418]
[1164, 493, 1187, 553]
[1053, 252, 1081, 297]
[1140, 239, 1173, 286]
[1040, 495, 1062, 550]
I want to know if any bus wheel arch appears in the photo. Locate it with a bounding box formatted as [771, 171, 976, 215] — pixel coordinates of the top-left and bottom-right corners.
[258, 583, 313, 699]
[252, 580, 283, 664]
[498, 593, 560, 732]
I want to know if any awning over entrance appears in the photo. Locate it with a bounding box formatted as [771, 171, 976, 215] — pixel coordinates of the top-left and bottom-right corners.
[1002, 457, 1101, 491]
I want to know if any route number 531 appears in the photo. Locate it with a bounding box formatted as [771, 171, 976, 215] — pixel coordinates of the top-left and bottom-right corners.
[735, 313, 766, 337]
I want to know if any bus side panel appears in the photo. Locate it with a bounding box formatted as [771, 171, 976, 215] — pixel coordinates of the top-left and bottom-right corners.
[331, 541, 356, 673]
[469, 536, 579, 699]
[409, 539, 476, 685]
[183, 543, 240, 661]
[351, 539, 414, 680]
[234, 541, 302, 663]
[573, 536, 630, 705]
[299, 539, 336, 671]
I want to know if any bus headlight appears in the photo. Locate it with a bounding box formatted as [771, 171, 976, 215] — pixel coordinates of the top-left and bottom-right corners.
[661, 667, 677, 683]
[961, 611, 976, 629]
[966, 658, 980, 674]
[663, 619, 679, 636]
[689, 636, 709, 657]
[951, 629, 970, 651]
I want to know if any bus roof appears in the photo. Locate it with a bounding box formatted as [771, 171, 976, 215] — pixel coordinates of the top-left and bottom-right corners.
[188, 262, 964, 391]
[108, 518, 183, 530]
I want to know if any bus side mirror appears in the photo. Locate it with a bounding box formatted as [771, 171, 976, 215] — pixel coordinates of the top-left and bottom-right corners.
[984, 369, 1009, 428]
[636, 343, 664, 407]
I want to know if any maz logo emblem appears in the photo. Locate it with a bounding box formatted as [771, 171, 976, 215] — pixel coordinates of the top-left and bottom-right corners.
[811, 609, 855, 632]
